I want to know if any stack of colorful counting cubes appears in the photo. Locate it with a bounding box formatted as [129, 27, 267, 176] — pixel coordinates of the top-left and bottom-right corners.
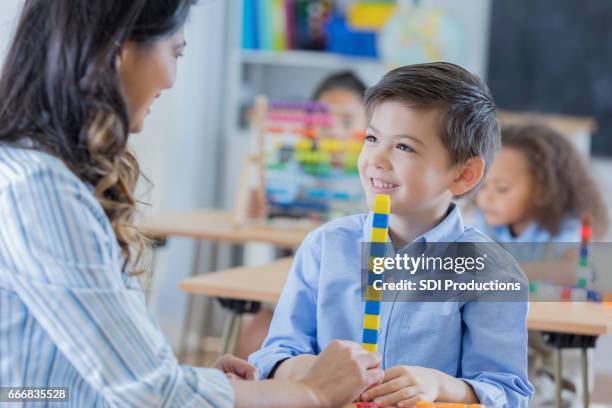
[362, 194, 390, 352]
[577, 213, 592, 288]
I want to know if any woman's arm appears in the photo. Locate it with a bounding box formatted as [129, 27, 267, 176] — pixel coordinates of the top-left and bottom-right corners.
[232, 380, 320, 408]
[271, 354, 318, 380]
[2, 168, 235, 406]
[235, 341, 383, 408]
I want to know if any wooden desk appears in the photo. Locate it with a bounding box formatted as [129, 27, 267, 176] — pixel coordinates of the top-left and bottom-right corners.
[497, 110, 596, 136]
[180, 256, 612, 336]
[139, 209, 317, 361]
[139, 208, 316, 249]
[528, 302, 612, 336]
[179, 257, 292, 303]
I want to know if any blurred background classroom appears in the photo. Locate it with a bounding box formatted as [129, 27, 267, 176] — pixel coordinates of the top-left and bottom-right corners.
[1, 0, 612, 406]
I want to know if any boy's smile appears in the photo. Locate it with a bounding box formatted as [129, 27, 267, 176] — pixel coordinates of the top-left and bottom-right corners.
[368, 177, 399, 193]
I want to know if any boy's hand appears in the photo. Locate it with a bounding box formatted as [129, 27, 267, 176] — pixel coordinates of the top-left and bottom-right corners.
[301, 340, 384, 408]
[214, 354, 258, 380]
[360, 365, 440, 407]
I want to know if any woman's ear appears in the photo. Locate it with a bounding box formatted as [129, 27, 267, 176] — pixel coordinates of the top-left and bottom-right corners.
[115, 43, 124, 70]
[115, 41, 133, 70]
[449, 156, 485, 196]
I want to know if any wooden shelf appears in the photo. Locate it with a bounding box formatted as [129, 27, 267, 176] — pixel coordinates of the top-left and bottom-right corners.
[240, 48, 384, 70]
[498, 110, 597, 135]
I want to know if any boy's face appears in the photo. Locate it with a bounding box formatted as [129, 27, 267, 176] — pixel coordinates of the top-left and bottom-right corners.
[358, 101, 456, 215]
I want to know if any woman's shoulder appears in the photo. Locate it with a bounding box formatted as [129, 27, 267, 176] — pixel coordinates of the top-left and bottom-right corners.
[0, 145, 102, 216]
[0, 144, 74, 186]
[0, 145, 129, 286]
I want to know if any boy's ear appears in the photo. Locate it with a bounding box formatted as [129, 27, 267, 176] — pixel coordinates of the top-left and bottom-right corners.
[449, 156, 485, 196]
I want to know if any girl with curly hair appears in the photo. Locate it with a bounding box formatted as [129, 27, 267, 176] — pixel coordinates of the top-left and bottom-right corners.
[476, 123, 609, 243]
[474, 123, 609, 405]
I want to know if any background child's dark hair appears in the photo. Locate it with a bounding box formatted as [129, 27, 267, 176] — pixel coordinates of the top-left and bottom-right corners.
[312, 70, 367, 101]
[364, 62, 500, 192]
[502, 124, 609, 238]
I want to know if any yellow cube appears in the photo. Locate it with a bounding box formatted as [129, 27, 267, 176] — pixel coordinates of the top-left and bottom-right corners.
[363, 314, 381, 331]
[371, 227, 388, 243]
[365, 285, 382, 301]
[362, 343, 378, 352]
[373, 194, 390, 214]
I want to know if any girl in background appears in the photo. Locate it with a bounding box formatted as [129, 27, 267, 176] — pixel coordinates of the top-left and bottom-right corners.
[313, 70, 367, 142]
[475, 123, 609, 406]
[476, 123, 608, 244]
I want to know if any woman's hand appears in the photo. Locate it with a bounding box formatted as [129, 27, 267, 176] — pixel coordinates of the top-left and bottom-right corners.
[300, 340, 384, 408]
[214, 354, 258, 380]
[360, 366, 440, 407]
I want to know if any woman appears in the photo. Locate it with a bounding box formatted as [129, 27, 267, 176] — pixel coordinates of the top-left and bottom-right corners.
[0, 1, 383, 406]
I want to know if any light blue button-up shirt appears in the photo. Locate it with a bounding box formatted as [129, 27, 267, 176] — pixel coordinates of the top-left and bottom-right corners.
[250, 204, 534, 407]
[473, 211, 580, 244]
[0, 146, 233, 407]
[472, 211, 581, 261]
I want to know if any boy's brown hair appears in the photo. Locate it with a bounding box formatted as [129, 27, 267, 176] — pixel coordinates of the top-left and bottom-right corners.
[364, 62, 500, 193]
[502, 124, 609, 238]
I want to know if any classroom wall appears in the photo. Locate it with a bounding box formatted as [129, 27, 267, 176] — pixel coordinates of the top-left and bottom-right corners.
[0, 0, 21, 60]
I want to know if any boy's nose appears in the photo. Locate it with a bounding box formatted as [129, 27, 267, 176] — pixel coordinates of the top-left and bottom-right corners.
[372, 151, 392, 171]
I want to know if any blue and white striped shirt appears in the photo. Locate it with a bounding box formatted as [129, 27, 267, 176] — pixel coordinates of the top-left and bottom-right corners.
[0, 145, 234, 407]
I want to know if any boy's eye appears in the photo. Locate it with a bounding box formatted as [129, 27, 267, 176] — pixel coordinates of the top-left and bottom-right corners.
[396, 143, 415, 153]
[496, 186, 509, 193]
[365, 135, 377, 143]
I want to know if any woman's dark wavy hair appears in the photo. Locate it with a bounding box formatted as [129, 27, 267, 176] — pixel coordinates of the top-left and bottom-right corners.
[502, 124, 609, 238]
[0, 0, 196, 272]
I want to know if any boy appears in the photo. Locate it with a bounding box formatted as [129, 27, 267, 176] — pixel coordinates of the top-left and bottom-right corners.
[249, 63, 533, 407]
